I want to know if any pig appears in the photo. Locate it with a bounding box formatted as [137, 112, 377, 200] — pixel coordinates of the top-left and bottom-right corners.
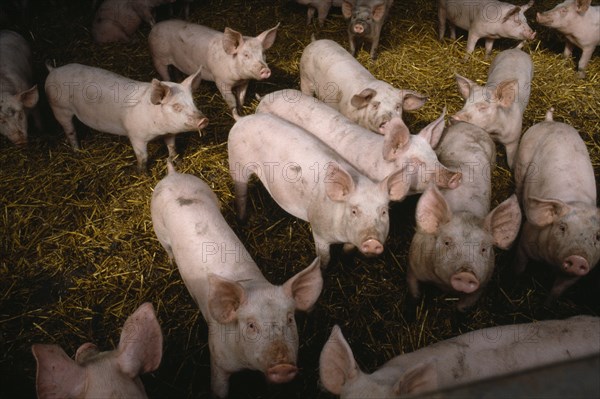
[92, 0, 176, 43]
[148, 20, 279, 119]
[408, 122, 521, 311]
[228, 113, 410, 268]
[256, 89, 462, 196]
[295, 0, 343, 26]
[536, 0, 600, 79]
[451, 46, 533, 169]
[44, 62, 208, 171]
[514, 108, 600, 303]
[320, 316, 600, 398]
[0, 30, 39, 147]
[438, 0, 536, 59]
[300, 39, 427, 139]
[151, 163, 323, 398]
[31, 302, 163, 399]
[342, 0, 394, 59]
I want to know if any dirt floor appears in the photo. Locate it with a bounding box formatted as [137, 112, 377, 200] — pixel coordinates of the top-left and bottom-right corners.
[0, 0, 598, 398]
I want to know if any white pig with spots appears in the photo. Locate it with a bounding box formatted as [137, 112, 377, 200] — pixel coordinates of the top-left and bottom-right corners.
[536, 0, 600, 78]
[45, 63, 208, 171]
[151, 163, 323, 398]
[451, 47, 533, 169]
[32, 302, 163, 399]
[514, 109, 600, 303]
[300, 39, 427, 138]
[148, 20, 279, 119]
[408, 122, 521, 311]
[228, 113, 410, 268]
[438, 0, 536, 59]
[256, 89, 461, 196]
[320, 316, 600, 398]
[0, 30, 39, 147]
[342, 0, 394, 59]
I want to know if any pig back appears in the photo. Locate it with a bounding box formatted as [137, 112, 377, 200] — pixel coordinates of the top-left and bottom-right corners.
[487, 48, 533, 114]
[151, 171, 266, 313]
[0, 30, 33, 93]
[435, 122, 495, 217]
[515, 121, 597, 207]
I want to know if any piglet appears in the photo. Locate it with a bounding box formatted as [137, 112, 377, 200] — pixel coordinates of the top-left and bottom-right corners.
[92, 0, 176, 43]
[0, 30, 39, 147]
[342, 0, 393, 59]
[300, 39, 427, 139]
[536, 0, 600, 78]
[256, 89, 461, 196]
[514, 108, 600, 303]
[31, 302, 162, 399]
[408, 122, 521, 311]
[228, 113, 409, 268]
[149, 20, 279, 119]
[438, 0, 536, 59]
[295, 0, 343, 26]
[151, 163, 323, 398]
[320, 316, 600, 398]
[451, 46, 533, 169]
[45, 62, 208, 171]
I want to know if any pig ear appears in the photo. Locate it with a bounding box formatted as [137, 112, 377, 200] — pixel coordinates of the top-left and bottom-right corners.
[521, 0, 534, 13]
[401, 90, 428, 112]
[341, 0, 353, 18]
[319, 325, 361, 395]
[257, 22, 280, 50]
[350, 88, 377, 109]
[372, 3, 386, 21]
[283, 257, 323, 311]
[382, 126, 410, 161]
[495, 79, 518, 108]
[381, 169, 410, 201]
[417, 107, 446, 148]
[18, 85, 39, 108]
[117, 302, 163, 378]
[32, 344, 86, 399]
[75, 342, 99, 363]
[150, 79, 171, 105]
[393, 361, 438, 395]
[484, 194, 522, 250]
[503, 6, 521, 22]
[576, 0, 591, 14]
[455, 74, 476, 100]
[208, 274, 247, 324]
[223, 27, 244, 55]
[325, 162, 356, 202]
[415, 184, 452, 234]
[526, 197, 570, 227]
[181, 66, 203, 91]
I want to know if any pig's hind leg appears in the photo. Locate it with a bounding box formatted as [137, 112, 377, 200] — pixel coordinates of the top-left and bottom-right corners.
[51, 108, 80, 150]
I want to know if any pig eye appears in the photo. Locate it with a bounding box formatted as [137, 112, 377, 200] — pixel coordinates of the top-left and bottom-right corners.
[243, 51, 250, 59]
[287, 313, 294, 325]
[371, 101, 380, 110]
[381, 208, 388, 217]
[247, 321, 257, 332]
[558, 223, 567, 234]
[481, 246, 488, 255]
[443, 238, 452, 247]
[595, 232, 600, 242]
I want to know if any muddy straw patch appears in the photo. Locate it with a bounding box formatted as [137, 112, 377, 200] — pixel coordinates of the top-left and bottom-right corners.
[0, 0, 599, 398]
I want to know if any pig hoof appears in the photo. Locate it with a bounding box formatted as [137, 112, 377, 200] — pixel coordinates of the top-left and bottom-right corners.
[576, 70, 586, 79]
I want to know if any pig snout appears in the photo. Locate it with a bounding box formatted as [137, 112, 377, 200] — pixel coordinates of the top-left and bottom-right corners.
[360, 238, 384, 256]
[525, 30, 536, 41]
[450, 272, 480, 293]
[266, 363, 298, 384]
[352, 23, 365, 34]
[259, 66, 271, 79]
[562, 255, 590, 276]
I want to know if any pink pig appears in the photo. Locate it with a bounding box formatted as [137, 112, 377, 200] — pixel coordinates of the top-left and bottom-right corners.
[31, 302, 162, 399]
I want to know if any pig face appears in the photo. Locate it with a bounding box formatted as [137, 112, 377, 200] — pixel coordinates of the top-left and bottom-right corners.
[153, 74, 209, 133]
[536, 0, 590, 29]
[350, 87, 427, 135]
[342, 1, 386, 37]
[222, 24, 279, 81]
[32, 303, 162, 399]
[320, 325, 438, 398]
[451, 74, 520, 130]
[526, 197, 600, 277]
[208, 259, 322, 385]
[0, 85, 38, 146]
[501, 3, 536, 41]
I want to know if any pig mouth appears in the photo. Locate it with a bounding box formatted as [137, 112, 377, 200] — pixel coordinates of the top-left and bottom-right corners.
[266, 363, 298, 384]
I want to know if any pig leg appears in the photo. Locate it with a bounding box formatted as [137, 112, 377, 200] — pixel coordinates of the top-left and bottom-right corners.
[210, 357, 231, 399]
[233, 181, 249, 222]
[484, 38, 495, 59]
[152, 59, 172, 82]
[52, 109, 80, 150]
[300, 76, 315, 96]
[348, 33, 357, 56]
[463, 33, 481, 60]
[457, 290, 483, 312]
[449, 23, 456, 40]
[438, 6, 447, 40]
[307, 7, 315, 25]
[514, 236, 529, 275]
[504, 140, 519, 170]
[316, 4, 331, 26]
[407, 267, 421, 299]
[562, 41, 574, 59]
[369, 36, 380, 60]
[235, 82, 249, 115]
[313, 233, 331, 268]
[576, 47, 594, 79]
[546, 275, 581, 306]
[216, 81, 239, 118]
[129, 136, 150, 172]
[133, 3, 155, 26]
[163, 134, 177, 164]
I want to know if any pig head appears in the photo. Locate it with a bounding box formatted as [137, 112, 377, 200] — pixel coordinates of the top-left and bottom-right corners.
[0, 83, 38, 147]
[31, 302, 162, 399]
[342, 0, 393, 59]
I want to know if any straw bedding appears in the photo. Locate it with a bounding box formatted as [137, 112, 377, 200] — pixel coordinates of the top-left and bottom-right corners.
[0, 0, 598, 398]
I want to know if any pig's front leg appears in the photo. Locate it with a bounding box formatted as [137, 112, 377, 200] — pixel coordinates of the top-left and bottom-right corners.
[234, 81, 249, 116]
[504, 139, 520, 170]
[407, 266, 421, 299]
[484, 38, 495, 59]
[348, 32, 357, 56]
[449, 23, 456, 40]
[210, 357, 231, 399]
[216, 80, 239, 119]
[463, 32, 481, 61]
[134, 3, 156, 26]
[562, 40, 574, 59]
[233, 180, 250, 222]
[129, 136, 150, 172]
[369, 36, 380, 60]
[457, 289, 483, 312]
[546, 274, 581, 306]
[313, 233, 331, 268]
[576, 46, 594, 79]
[163, 134, 177, 164]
